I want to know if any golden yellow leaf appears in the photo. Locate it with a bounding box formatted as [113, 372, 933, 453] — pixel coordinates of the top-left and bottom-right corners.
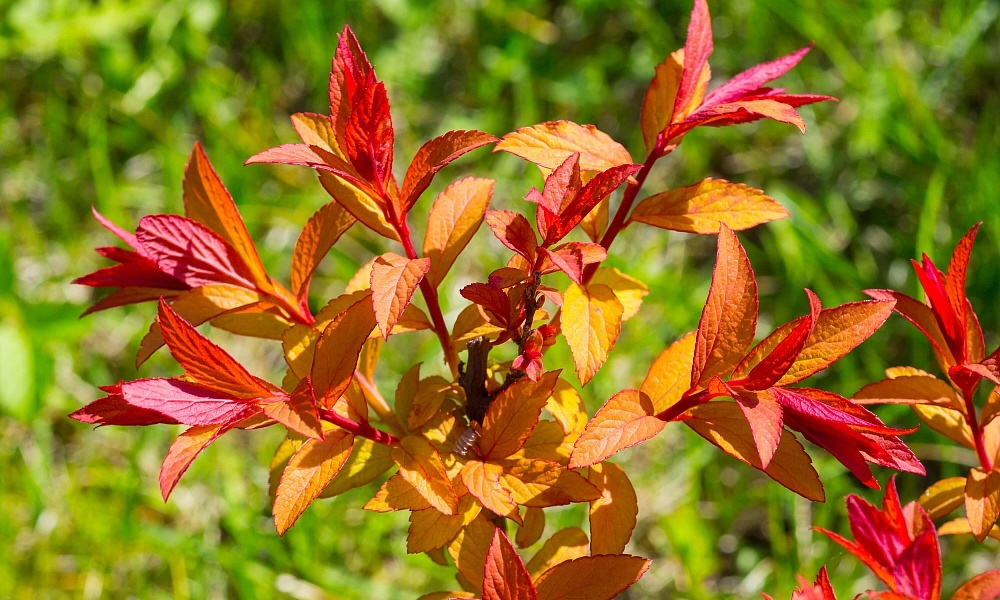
[451, 304, 504, 348]
[290, 112, 341, 156]
[912, 404, 974, 448]
[423, 177, 494, 288]
[589, 267, 648, 322]
[587, 462, 637, 555]
[641, 332, 696, 413]
[628, 178, 788, 234]
[273, 430, 355, 534]
[563, 282, 624, 385]
[407, 494, 483, 554]
[918, 476, 967, 520]
[365, 472, 432, 512]
[965, 467, 1000, 543]
[516, 507, 546, 549]
[495, 120, 632, 173]
[318, 171, 398, 240]
[392, 435, 459, 515]
[545, 378, 588, 437]
[320, 437, 393, 499]
[409, 376, 454, 431]
[524, 527, 588, 580]
[640, 50, 684, 154]
[937, 517, 1000, 542]
[499, 458, 600, 508]
[447, 512, 497, 592]
[580, 196, 609, 242]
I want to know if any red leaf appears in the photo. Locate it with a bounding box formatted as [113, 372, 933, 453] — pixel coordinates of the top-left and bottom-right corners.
[734, 390, 784, 469]
[702, 45, 813, 107]
[740, 289, 820, 390]
[136, 214, 257, 289]
[483, 529, 537, 600]
[329, 25, 375, 143]
[262, 377, 325, 440]
[912, 253, 966, 363]
[547, 163, 642, 245]
[525, 152, 582, 215]
[461, 282, 514, 329]
[400, 129, 498, 212]
[119, 378, 259, 426]
[672, 0, 714, 122]
[343, 80, 394, 192]
[540, 243, 607, 285]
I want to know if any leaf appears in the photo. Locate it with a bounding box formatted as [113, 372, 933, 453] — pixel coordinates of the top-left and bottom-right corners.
[672, 0, 713, 122]
[291, 201, 356, 299]
[937, 517, 1000, 541]
[525, 527, 589, 581]
[517, 507, 546, 549]
[865, 289, 956, 369]
[311, 293, 377, 407]
[273, 429, 355, 534]
[318, 171, 399, 240]
[262, 377, 324, 440]
[545, 378, 588, 437]
[371, 253, 431, 338]
[912, 404, 974, 448]
[480, 371, 560, 460]
[365, 473, 433, 512]
[692, 224, 757, 388]
[640, 332, 696, 413]
[461, 460, 521, 524]
[587, 462, 638, 555]
[182, 142, 270, 289]
[498, 458, 601, 507]
[641, 50, 684, 153]
[918, 476, 967, 520]
[392, 435, 459, 514]
[137, 214, 257, 289]
[486, 210, 538, 262]
[685, 402, 825, 501]
[703, 45, 813, 107]
[461, 283, 514, 329]
[735, 389, 784, 468]
[407, 495, 482, 554]
[159, 423, 230, 501]
[447, 512, 498, 592]
[533, 554, 651, 600]
[547, 163, 642, 244]
[953, 570, 1000, 600]
[495, 120, 632, 173]
[628, 178, 788, 234]
[982, 387, 1000, 429]
[424, 177, 494, 288]
[319, 437, 393, 498]
[684, 99, 806, 134]
[776, 300, 895, 386]
[290, 112, 340, 155]
[343, 80, 394, 189]
[568, 389, 664, 468]
[589, 267, 648, 321]
[579, 196, 609, 242]
[853, 375, 963, 411]
[401, 130, 498, 212]
[563, 282, 624, 385]
[482, 528, 538, 600]
[965, 467, 1000, 543]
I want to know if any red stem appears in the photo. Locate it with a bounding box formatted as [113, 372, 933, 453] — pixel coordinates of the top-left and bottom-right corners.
[960, 382, 994, 471]
[656, 388, 711, 422]
[319, 408, 400, 446]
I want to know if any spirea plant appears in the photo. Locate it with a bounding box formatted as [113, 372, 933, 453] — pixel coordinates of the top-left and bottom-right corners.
[70, 1, 1000, 597]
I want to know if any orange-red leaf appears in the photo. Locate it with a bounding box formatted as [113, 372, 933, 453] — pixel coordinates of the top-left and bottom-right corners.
[291, 201, 356, 299]
[273, 429, 355, 534]
[533, 554, 651, 600]
[424, 177, 494, 288]
[587, 461, 638, 555]
[953, 570, 1000, 600]
[486, 210, 538, 262]
[734, 389, 784, 469]
[672, 0, 713, 122]
[159, 423, 229, 501]
[563, 282, 624, 386]
[641, 332, 696, 413]
[262, 377, 324, 440]
[480, 371, 560, 460]
[401, 130, 498, 212]
[310, 293, 377, 407]
[965, 467, 1000, 543]
[392, 435, 459, 514]
[495, 120, 632, 173]
[482, 529, 537, 600]
[628, 178, 788, 234]
[568, 389, 665, 469]
[692, 224, 757, 388]
[461, 460, 522, 524]
[371, 253, 431, 338]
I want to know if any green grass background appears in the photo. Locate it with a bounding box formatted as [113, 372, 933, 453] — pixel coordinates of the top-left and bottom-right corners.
[2, 0, 998, 597]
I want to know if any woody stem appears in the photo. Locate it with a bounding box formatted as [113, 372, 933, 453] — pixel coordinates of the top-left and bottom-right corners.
[319, 408, 400, 446]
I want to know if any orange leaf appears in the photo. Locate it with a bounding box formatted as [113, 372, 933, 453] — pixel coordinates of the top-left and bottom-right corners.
[408, 376, 453, 431]
[480, 371, 560, 460]
[587, 461, 638, 555]
[918, 476, 967, 520]
[641, 50, 684, 153]
[159, 423, 229, 501]
[461, 460, 522, 524]
[672, 0, 713, 122]
[568, 389, 664, 469]
[579, 196, 609, 242]
[273, 429, 355, 534]
[533, 554, 651, 600]
[447, 512, 498, 592]
[392, 435, 459, 514]
[685, 402, 825, 501]
[563, 282, 624, 385]
[981, 387, 1000, 429]
[364, 472, 432, 512]
[853, 374, 963, 411]
[692, 224, 757, 388]
[423, 177, 494, 288]
[525, 527, 589, 580]
[690, 99, 806, 133]
[937, 517, 1000, 541]
[291, 201, 356, 299]
[371, 252, 431, 338]
[953, 570, 1000, 600]
[319, 437, 393, 498]
[495, 120, 632, 173]
[776, 299, 895, 386]
[641, 332, 696, 413]
[407, 495, 483, 554]
[628, 178, 788, 234]
[498, 458, 600, 507]
[965, 467, 1000, 543]
[486, 209, 538, 262]
[735, 389, 784, 469]
[156, 299, 277, 399]
[262, 377, 324, 440]
[311, 293, 377, 407]
[401, 130, 498, 212]
[182, 142, 270, 289]
[318, 171, 399, 240]
[517, 507, 546, 549]
[483, 528, 537, 600]
[545, 378, 588, 437]
[589, 267, 648, 322]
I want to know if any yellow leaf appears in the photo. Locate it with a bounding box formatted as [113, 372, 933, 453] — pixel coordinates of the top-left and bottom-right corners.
[568, 389, 664, 469]
[273, 430, 355, 534]
[628, 178, 788, 234]
[451, 304, 504, 348]
[319, 437, 393, 499]
[447, 512, 497, 592]
[365, 472, 433, 512]
[937, 517, 1000, 542]
[480, 371, 560, 460]
[392, 435, 459, 514]
[409, 376, 454, 431]
[524, 527, 588, 581]
[371, 252, 431, 339]
[589, 267, 648, 322]
[641, 332, 696, 413]
[512, 420, 572, 463]
[563, 282, 624, 385]
[853, 374, 964, 412]
[685, 402, 825, 502]
[516, 507, 546, 549]
[918, 476, 967, 520]
[318, 171, 398, 240]
[291, 201, 356, 298]
[640, 50, 684, 154]
[912, 404, 974, 448]
[580, 196, 609, 242]
[533, 554, 651, 600]
[587, 462, 637, 555]
[291, 112, 341, 157]
[495, 120, 632, 173]
[545, 378, 588, 437]
[499, 458, 600, 508]
[461, 460, 521, 524]
[423, 177, 494, 288]
[407, 495, 483, 554]
[965, 467, 1000, 543]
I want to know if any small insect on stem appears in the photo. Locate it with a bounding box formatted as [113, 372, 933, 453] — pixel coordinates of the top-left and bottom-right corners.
[453, 426, 481, 457]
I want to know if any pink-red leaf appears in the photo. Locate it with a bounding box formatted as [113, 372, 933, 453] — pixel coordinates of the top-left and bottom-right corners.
[672, 0, 713, 122]
[136, 215, 257, 289]
[486, 210, 538, 262]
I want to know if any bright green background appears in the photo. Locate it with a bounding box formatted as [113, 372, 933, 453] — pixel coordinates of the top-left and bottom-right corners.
[2, 0, 998, 597]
